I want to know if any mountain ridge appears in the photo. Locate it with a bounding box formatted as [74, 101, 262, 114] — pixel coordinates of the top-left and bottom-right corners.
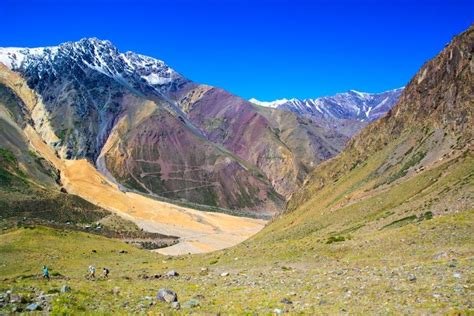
[250, 87, 403, 122]
[0, 38, 402, 214]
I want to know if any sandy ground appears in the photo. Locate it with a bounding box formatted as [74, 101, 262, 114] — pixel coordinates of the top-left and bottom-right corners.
[24, 125, 267, 255]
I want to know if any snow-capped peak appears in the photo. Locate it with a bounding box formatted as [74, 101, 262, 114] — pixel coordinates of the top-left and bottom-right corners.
[0, 38, 185, 90]
[249, 88, 403, 122]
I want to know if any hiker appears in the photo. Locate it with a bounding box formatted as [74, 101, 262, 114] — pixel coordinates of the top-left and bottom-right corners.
[102, 267, 109, 278]
[88, 265, 96, 279]
[42, 265, 50, 280]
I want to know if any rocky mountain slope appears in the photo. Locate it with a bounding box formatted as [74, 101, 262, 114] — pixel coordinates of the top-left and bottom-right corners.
[0, 39, 287, 214]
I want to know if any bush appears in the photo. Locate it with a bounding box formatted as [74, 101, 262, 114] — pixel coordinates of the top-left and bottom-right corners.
[326, 236, 346, 244]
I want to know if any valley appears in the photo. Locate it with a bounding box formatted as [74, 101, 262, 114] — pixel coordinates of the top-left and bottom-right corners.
[0, 12, 472, 316]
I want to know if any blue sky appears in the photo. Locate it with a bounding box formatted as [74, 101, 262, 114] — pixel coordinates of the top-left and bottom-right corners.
[1, 0, 472, 100]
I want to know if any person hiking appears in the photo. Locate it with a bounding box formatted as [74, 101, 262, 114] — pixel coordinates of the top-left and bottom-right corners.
[88, 265, 96, 279]
[102, 267, 109, 278]
[42, 265, 50, 280]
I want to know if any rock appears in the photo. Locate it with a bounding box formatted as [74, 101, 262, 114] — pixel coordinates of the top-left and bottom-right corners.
[61, 285, 71, 293]
[182, 299, 200, 308]
[199, 267, 209, 275]
[287, 291, 296, 296]
[10, 294, 24, 303]
[453, 272, 461, 279]
[407, 274, 417, 282]
[166, 270, 179, 277]
[280, 298, 292, 304]
[26, 303, 41, 311]
[157, 289, 178, 303]
[220, 272, 229, 277]
[171, 301, 180, 310]
[434, 251, 448, 260]
[273, 308, 284, 314]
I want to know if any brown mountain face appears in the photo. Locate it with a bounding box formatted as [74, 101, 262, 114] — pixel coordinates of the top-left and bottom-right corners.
[173, 85, 310, 198]
[286, 25, 473, 221]
[100, 93, 284, 214]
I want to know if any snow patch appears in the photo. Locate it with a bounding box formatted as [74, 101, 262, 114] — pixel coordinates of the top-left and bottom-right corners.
[142, 73, 173, 85]
[249, 98, 289, 108]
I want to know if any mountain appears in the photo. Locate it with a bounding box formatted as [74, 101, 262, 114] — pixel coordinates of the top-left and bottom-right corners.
[250, 88, 403, 122]
[0, 38, 363, 215]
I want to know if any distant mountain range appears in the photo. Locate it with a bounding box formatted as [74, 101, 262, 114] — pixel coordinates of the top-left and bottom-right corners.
[0, 39, 401, 215]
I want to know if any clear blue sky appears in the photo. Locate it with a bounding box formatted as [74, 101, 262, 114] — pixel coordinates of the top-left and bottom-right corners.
[1, 0, 472, 100]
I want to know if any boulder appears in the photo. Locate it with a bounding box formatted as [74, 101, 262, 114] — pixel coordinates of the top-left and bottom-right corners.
[166, 270, 179, 277]
[157, 289, 178, 303]
[26, 303, 41, 311]
[61, 285, 71, 293]
[10, 294, 24, 304]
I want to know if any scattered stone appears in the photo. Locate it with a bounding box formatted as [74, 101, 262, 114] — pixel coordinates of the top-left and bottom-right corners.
[182, 299, 200, 308]
[166, 270, 179, 277]
[26, 303, 41, 311]
[199, 267, 209, 275]
[407, 274, 417, 282]
[453, 272, 461, 279]
[220, 272, 229, 277]
[157, 289, 178, 303]
[171, 301, 180, 310]
[280, 298, 292, 304]
[287, 291, 296, 296]
[273, 308, 284, 314]
[61, 285, 71, 293]
[434, 252, 448, 260]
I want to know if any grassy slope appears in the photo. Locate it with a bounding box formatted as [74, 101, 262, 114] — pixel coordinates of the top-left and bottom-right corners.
[0, 147, 472, 314]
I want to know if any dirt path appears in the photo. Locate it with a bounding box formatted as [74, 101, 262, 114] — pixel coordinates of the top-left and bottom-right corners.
[24, 125, 267, 255]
